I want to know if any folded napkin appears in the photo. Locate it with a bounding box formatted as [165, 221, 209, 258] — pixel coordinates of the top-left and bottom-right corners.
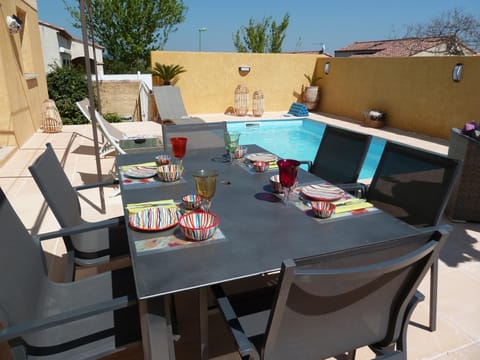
[126, 199, 177, 214]
[120, 162, 157, 172]
[334, 200, 373, 214]
[268, 161, 278, 169]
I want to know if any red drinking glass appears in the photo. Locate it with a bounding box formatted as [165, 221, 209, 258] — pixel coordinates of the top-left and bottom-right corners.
[277, 159, 300, 205]
[170, 137, 187, 165]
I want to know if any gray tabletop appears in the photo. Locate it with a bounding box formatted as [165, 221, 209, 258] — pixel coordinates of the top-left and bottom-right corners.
[117, 146, 417, 300]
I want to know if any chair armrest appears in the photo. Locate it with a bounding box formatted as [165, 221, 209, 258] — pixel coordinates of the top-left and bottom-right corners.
[0, 294, 136, 343]
[35, 216, 124, 242]
[211, 284, 260, 360]
[337, 182, 368, 198]
[73, 178, 119, 191]
[297, 160, 312, 172]
[371, 290, 424, 355]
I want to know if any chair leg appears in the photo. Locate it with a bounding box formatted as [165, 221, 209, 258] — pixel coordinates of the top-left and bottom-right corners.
[429, 260, 438, 332]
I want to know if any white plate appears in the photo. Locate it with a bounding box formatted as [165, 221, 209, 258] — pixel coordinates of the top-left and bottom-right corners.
[124, 166, 157, 179]
[129, 207, 178, 231]
[301, 184, 345, 201]
[246, 153, 278, 163]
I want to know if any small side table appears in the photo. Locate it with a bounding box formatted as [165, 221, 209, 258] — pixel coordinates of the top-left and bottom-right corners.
[119, 137, 163, 153]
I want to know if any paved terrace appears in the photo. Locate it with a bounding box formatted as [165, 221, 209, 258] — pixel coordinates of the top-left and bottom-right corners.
[0, 112, 479, 360]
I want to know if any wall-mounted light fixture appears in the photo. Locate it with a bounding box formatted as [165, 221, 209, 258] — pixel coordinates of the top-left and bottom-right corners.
[239, 66, 251, 73]
[324, 62, 330, 75]
[6, 15, 23, 34]
[452, 63, 463, 82]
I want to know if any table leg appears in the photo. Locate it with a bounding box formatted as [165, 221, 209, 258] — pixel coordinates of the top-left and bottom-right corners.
[139, 296, 176, 359]
[199, 287, 209, 360]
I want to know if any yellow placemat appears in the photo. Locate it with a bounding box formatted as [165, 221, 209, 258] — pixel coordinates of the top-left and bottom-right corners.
[126, 199, 177, 214]
[334, 201, 373, 214]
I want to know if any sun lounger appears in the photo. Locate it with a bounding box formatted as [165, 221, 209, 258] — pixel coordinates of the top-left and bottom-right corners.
[76, 99, 161, 157]
[152, 86, 205, 124]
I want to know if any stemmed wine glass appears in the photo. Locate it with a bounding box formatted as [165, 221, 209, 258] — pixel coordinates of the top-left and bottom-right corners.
[170, 137, 188, 166]
[277, 159, 300, 205]
[224, 131, 241, 163]
[192, 169, 219, 212]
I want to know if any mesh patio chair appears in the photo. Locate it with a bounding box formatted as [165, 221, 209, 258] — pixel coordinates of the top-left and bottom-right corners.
[212, 225, 450, 360]
[162, 121, 228, 152]
[29, 143, 130, 280]
[350, 141, 462, 331]
[299, 125, 372, 193]
[0, 188, 142, 359]
[152, 86, 205, 124]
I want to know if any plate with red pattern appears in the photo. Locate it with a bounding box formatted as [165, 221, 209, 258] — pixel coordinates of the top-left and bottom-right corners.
[129, 207, 178, 231]
[301, 184, 345, 201]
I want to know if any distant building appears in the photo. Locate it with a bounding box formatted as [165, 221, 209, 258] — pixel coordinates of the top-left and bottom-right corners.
[39, 21, 104, 75]
[335, 37, 476, 57]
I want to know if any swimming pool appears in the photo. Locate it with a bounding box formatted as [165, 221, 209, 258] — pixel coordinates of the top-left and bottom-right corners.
[227, 119, 386, 180]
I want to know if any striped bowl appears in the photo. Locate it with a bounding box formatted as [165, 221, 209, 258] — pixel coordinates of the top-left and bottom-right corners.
[269, 174, 283, 193]
[253, 160, 270, 172]
[182, 194, 202, 210]
[179, 211, 219, 241]
[311, 201, 336, 219]
[155, 154, 171, 165]
[157, 164, 183, 182]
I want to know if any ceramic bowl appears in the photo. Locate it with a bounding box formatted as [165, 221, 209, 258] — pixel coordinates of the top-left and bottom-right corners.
[311, 201, 336, 219]
[182, 194, 202, 210]
[179, 211, 219, 241]
[157, 164, 183, 182]
[234, 145, 248, 159]
[269, 174, 283, 193]
[253, 160, 270, 173]
[155, 154, 171, 165]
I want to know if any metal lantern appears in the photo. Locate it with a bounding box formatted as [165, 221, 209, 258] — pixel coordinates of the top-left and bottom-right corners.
[252, 91, 264, 117]
[234, 85, 249, 116]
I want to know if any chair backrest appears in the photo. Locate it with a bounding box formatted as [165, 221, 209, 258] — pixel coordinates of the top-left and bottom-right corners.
[152, 86, 189, 120]
[310, 125, 372, 183]
[29, 143, 110, 261]
[367, 141, 461, 227]
[162, 122, 227, 151]
[0, 188, 47, 328]
[261, 226, 449, 360]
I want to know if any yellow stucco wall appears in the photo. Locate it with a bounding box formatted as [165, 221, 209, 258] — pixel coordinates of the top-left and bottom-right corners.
[151, 52, 478, 139]
[0, 0, 48, 148]
[150, 51, 323, 114]
[315, 57, 479, 139]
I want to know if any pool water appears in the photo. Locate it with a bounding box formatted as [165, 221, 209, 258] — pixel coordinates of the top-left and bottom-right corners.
[227, 119, 386, 180]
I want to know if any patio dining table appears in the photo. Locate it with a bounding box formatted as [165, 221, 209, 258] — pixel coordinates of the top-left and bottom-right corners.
[116, 145, 418, 360]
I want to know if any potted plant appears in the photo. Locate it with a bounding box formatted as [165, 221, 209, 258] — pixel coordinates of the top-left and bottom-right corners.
[303, 73, 322, 110]
[151, 63, 187, 85]
[362, 110, 386, 128]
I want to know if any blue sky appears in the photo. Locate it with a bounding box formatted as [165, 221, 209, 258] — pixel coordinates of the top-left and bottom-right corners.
[38, 0, 480, 54]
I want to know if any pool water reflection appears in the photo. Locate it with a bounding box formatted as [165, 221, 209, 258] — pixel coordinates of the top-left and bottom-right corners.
[227, 119, 386, 180]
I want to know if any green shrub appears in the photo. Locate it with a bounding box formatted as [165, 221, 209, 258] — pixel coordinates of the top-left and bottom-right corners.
[46, 63, 88, 125]
[103, 113, 124, 123]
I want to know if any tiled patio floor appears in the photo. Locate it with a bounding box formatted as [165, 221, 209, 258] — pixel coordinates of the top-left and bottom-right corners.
[0, 112, 479, 359]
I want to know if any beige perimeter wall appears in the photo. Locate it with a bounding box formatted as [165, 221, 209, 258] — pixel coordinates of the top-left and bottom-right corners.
[0, 0, 48, 149]
[316, 56, 480, 139]
[151, 51, 479, 139]
[151, 51, 323, 114]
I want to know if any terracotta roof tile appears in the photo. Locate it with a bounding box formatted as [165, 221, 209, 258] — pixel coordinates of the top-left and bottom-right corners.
[336, 37, 452, 57]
